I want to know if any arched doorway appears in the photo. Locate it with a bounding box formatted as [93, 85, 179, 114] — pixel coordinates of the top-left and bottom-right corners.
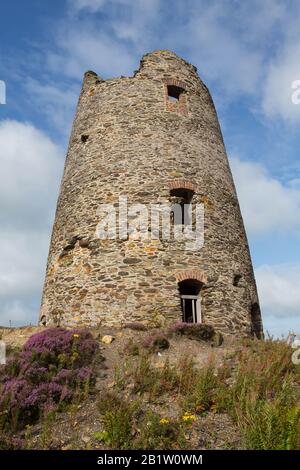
[178, 278, 203, 323]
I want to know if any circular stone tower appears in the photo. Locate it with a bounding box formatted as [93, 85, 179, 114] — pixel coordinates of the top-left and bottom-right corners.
[40, 50, 263, 338]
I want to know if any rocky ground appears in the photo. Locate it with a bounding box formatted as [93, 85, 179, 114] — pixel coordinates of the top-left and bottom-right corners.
[0, 325, 241, 449]
[1, 325, 298, 450]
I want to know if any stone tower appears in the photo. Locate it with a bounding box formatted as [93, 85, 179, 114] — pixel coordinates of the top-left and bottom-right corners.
[40, 50, 263, 338]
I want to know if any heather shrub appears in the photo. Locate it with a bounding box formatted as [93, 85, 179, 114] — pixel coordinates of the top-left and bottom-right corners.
[0, 328, 98, 430]
[169, 322, 216, 342]
[124, 322, 148, 331]
[0, 432, 25, 450]
[142, 333, 170, 352]
[123, 338, 140, 356]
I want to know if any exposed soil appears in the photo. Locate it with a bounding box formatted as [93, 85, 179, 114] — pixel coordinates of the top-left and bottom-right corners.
[0, 325, 242, 450]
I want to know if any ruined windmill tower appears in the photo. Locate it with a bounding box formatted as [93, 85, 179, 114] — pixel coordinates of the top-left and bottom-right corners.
[40, 50, 263, 338]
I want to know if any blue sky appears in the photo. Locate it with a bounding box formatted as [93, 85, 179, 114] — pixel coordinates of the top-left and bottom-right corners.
[0, 0, 300, 337]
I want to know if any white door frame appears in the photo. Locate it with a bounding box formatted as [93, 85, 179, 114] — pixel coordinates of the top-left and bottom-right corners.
[181, 294, 201, 323]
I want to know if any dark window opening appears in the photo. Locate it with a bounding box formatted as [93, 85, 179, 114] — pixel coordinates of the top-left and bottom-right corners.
[40, 315, 47, 326]
[250, 303, 262, 339]
[178, 279, 202, 323]
[170, 187, 194, 224]
[167, 85, 184, 102]
[233, 274, 242, 286]
[81, 134, 89, 143]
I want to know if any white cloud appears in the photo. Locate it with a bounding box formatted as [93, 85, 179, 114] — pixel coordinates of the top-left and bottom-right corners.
[231, 156, 300, 235]
[0, 120, 63, 326]
[25, 79, 79, 134]
[70, 0, 159, 17]
[0, 231, 48, 299]
[0, 230, 50, 326]
[62, 0, 287, 106]
[29, 0, 300, 128]
[258, 1, 300, 122]
[56, 0, 161, 81]
[2, 0, 299, 130]
[230, 156, 300, 335]
[262, 41, 300, 122]
[255, 263, 300, 320]
[70, 0, 107, 13]
[235, 0, 285, 43]
[186, 5, 264, 96]
[46, 24, 136, 80]
[0, 120, 63, 228]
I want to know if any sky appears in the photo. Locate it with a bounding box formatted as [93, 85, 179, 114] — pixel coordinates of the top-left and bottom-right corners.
[0, 0, 299, 337]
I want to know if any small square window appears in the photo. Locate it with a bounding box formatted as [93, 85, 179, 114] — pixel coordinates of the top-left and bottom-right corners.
[165, 83, 187, 114]
[167, 85, 184, 101]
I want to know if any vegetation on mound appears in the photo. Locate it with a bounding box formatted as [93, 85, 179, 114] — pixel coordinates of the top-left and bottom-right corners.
[0, 328, 98, 432]
[124, 322, 148, 331]
[169, 322, 223, 345]
[0, 327, 299, 450]
[142, 333, 170, 352]
[102, 338, 300, 449]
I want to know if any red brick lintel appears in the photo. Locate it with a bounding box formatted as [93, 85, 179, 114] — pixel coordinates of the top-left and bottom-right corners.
[176, 269, 208, 284]
[163, 78, 187, 90]
[168, 180, 197, 193]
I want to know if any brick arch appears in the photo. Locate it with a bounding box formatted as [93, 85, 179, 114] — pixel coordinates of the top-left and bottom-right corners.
[163, 78, 188, 90]
[168, 179, 197, 193]
[176, 269, 207, 284]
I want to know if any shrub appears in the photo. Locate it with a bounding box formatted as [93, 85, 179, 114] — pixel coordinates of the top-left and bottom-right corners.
[182, 360, 218, 413]
[142, 334, 170, 352]
[133, 411, 186, 450]
[169, 322, 217, 342]
[222, 339, 298, 413]
[216, 339, 300, 449]
[97, 392, 139, 449]
[131, 354, 160, 393]
[97, 391, 124, 415]
[101, 401, 137, 449]
[0, 328, 98, 430]
[0, 433, 25, 450]
[123, 338, 140, 356]
[124, 322, 148, 331]
[118, 352, 196, 399]
[96, 394, 186, 450]
[241, 400, 300, 450]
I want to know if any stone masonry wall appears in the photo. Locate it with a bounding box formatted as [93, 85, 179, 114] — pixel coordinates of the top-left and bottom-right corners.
[39, 50, 263, 338]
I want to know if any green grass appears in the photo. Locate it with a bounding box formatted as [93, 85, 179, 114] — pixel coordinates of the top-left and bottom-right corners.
[111, 338, 300, 449]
